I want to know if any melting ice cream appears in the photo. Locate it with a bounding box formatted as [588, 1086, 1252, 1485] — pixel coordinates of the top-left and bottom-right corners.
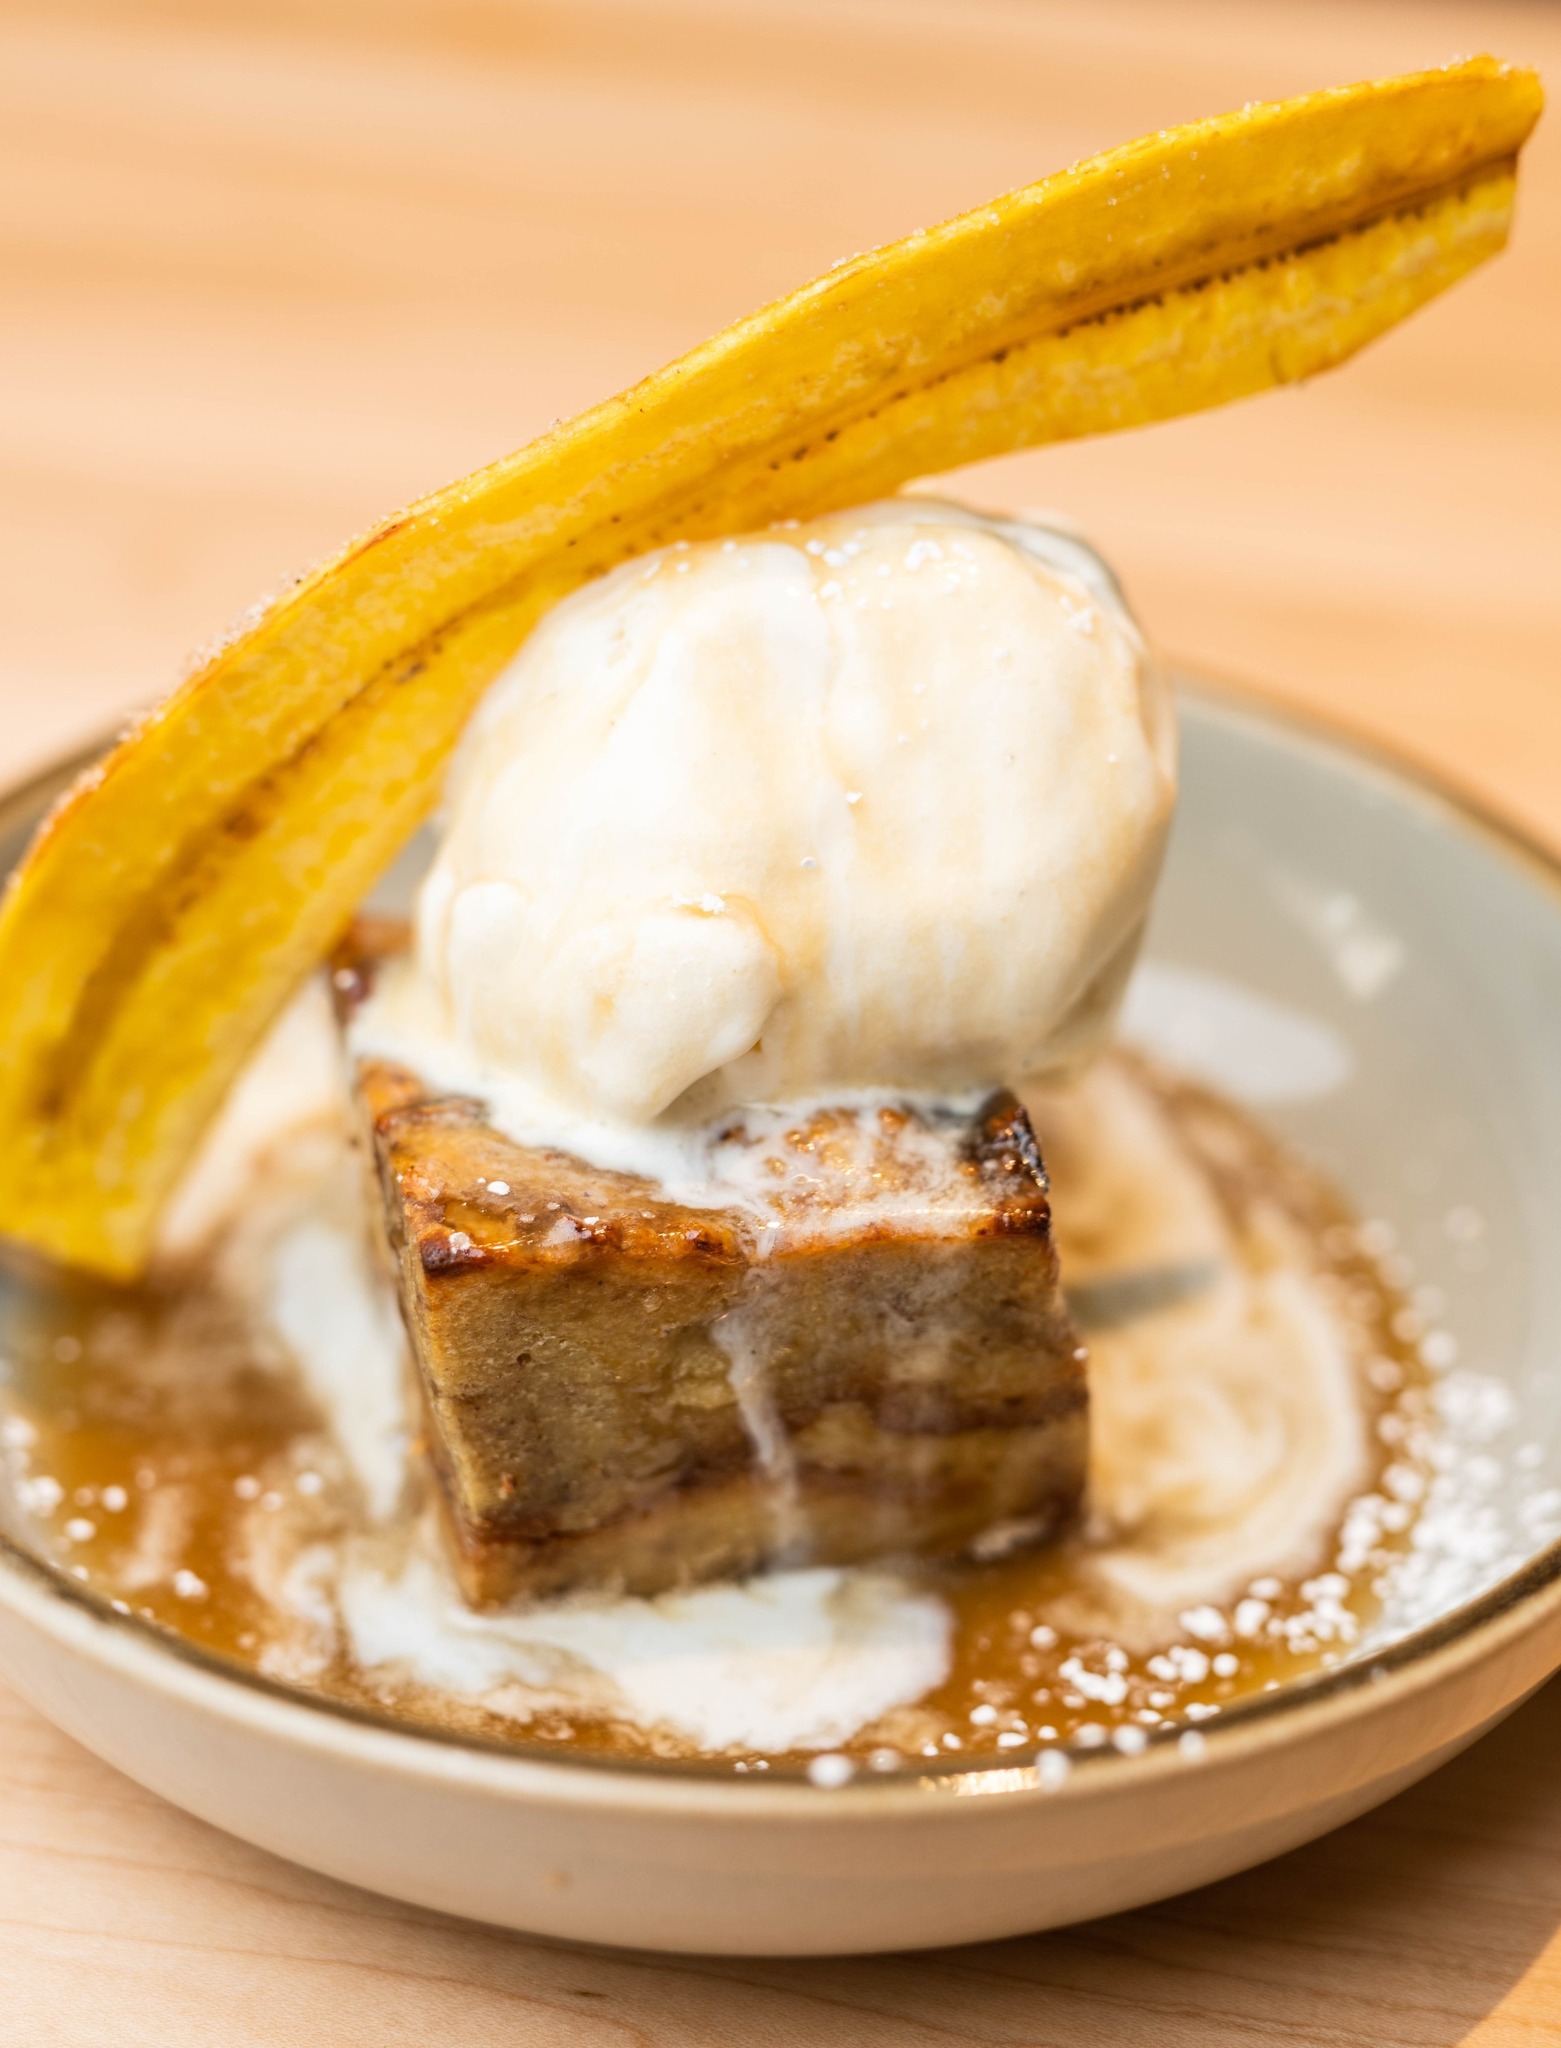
[354, 500, 1174, 1180]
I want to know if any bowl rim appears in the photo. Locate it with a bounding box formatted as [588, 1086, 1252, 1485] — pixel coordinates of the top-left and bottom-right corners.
[4, 672, 1561, 1817]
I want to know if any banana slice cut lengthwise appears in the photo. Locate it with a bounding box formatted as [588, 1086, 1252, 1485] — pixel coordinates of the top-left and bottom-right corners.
[0, 56, 1541, 1279]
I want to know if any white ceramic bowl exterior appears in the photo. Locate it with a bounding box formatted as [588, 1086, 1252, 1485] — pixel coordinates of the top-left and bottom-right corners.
[3, 684, 1561, 1955]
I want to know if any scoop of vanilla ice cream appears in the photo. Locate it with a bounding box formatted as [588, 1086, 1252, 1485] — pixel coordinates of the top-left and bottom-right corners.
[391, 499, 1173, 1151]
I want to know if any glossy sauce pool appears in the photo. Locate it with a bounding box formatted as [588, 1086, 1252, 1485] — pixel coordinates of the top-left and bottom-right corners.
[0, 1051, 1433, 1775]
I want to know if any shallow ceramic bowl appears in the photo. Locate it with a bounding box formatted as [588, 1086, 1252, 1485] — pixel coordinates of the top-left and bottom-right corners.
[2, 680, 1561, 1957]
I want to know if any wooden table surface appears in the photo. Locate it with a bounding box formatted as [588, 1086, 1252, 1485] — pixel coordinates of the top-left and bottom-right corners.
[2, 0, 1559, 2038]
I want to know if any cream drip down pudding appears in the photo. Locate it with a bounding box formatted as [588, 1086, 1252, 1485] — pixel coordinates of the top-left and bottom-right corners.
[348, 1001, 1087, 1607]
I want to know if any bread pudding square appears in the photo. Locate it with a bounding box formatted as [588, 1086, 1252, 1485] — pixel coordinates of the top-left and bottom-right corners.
[339, 930, 1086, 1605]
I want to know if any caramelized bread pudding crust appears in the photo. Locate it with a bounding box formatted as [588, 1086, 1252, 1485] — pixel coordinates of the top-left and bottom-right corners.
[338, 926, 1086, 1604]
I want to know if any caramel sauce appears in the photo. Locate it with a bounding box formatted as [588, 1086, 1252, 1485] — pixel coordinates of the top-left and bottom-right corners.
[0, 1056, 1430, 1774]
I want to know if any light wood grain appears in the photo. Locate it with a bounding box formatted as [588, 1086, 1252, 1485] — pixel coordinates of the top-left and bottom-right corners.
[7, 1671, 1561, 2046]
[1, 0, 1559, 2037]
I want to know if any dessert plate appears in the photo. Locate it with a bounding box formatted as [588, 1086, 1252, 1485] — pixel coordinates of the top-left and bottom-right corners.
[2, 677, 1561, 1957]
